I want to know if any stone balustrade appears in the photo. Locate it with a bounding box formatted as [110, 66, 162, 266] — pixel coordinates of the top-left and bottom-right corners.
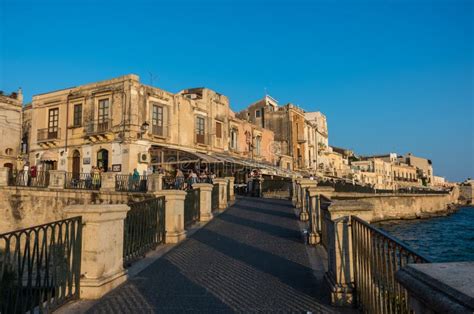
[213, 178, 228, 210]
[192, 183, 214, 222]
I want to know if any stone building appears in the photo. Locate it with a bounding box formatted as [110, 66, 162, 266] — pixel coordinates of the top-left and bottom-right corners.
[392, 162, 419, 188]
[351, 158, 394, 189]
[398, 153, 434, 186]
[27, 74, 278, 176]
[0, 89, 23, 170]
[305, 111, 329, 176]
[237, 95, 329, 173]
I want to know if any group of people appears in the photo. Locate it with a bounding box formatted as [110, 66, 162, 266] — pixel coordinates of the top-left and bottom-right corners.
[169, 168, 216, 190]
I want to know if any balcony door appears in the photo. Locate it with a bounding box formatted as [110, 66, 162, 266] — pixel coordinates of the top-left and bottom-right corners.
[97, 149, 109, 172]
[48, 108, 59, 139]
[196, 116, 205, 144]
[72, 150, 81, 178]
[152, 104, 164, 136]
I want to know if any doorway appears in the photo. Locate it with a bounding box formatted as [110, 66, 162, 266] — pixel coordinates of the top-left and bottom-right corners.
[72, 150, 81, 178]
[97, 149, 109, 172]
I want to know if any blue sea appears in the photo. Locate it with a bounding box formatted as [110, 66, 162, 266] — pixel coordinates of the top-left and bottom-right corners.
[375, 206, 474, 262]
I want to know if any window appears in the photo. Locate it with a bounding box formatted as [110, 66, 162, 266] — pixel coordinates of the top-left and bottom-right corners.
[255, 136, 261, 156]
[48, 108, 59, 138]
[196, 116, 205, 144]
[152, 104, 164, 136]
[255, 109, 261, 118]
[230, 128, 238, 150]
[98, 99, 109, 122]
[73, 104, 82, 127]
[215, 121, 222, 138]
[5, 148, 13, 155]
[98, 99, 109, 131]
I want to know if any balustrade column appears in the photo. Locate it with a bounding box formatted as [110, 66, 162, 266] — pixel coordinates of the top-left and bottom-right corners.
[64, 204, 130, 299]
[307, 187, 321, 245]
[192, 183, 213, 222]
[48, 170, 66, 189]
[225, 176, 235, 201]
[100, 172, 116, 192]
[298, 179, 317, 221]
[213, 178, 228, 210]
[147, 173, 164, 192]
[153, 190, 187, 243]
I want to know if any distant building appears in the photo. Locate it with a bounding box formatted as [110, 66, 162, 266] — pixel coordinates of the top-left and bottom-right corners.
[0, 89, 23, 170]
[398, 153, 433, 186]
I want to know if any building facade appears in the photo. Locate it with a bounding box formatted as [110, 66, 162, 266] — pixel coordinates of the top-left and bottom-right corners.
[0, 89, 23, 170]
[27, 75, 277, 176]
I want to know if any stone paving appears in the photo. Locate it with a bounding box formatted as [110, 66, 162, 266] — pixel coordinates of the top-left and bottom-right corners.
[86, 197, 342, 313]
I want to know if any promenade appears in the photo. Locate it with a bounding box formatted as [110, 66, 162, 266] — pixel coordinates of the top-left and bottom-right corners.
[82, 197, 342, 313]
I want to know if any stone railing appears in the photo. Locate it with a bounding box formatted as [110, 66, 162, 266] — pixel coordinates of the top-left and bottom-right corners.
[1, 167, 235, 303]
[296, 180, 473, 312]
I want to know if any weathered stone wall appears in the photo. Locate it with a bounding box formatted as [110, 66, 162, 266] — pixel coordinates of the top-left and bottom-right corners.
[0, 187, 151, 233]
[328, 192, 457, 222]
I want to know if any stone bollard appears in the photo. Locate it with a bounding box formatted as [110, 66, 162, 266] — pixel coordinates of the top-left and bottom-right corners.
[225, 176, 235, 201]
[213, 178, 228, 210]
[48, 170, 66, 189]
[0, 167, 9, 187]
[192, 183, 213, 222]
[153, 190, 187, 243]
[100, 172, 116, 192]
[147, 173, 163, 192]
[64, 204, 129, 299]
[292, 178, 298, 205]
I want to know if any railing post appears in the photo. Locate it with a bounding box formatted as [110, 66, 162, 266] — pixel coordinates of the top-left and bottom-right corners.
[0, 167, 9, 187]
[100, 172, 116, 192]
[292, 178, 298, 205]
[64, 204, 130, 299]
[307, 187, 321, 245]
[298, 179, 317, 221]
[324, 215, 355, 307]
[48, 170, 65, 189]
[153, 190, 187, 243]
[192, 183, 213, 222]
[147, 173, 164, 192]
[225, 176, 235, 201]
[213, 178, 228, 210]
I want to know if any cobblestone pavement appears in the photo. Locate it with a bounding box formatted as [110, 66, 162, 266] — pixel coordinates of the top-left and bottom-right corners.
[87, 197, 341, 313]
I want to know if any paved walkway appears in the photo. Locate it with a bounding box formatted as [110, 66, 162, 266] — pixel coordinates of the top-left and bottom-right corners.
[86, 197, 340, 313]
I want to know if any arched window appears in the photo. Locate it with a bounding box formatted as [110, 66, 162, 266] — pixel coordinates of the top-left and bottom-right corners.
[5, 148, 13, 156]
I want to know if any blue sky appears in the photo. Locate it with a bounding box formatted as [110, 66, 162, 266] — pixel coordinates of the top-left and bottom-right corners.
[1, 0, 472, 181]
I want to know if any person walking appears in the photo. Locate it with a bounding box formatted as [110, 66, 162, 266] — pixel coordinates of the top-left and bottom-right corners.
[175, 168, 184, 189]
[132, 168, 140, 190]
[22, 162, 30, 186]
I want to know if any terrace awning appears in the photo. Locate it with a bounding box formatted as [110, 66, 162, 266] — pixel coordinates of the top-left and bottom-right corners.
[40, 151, 58, 161]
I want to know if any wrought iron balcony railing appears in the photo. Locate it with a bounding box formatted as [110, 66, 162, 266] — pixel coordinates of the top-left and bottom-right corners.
[37, 128, 61, 142]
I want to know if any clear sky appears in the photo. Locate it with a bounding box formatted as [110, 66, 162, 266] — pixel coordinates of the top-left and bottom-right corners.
[0, 0, 472, 181]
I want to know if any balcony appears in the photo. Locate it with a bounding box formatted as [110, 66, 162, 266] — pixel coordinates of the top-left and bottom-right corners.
[195, 133, 210, 146]
[297, 133, 306, 144]
[37, 128, 61, 146]
[84, 119, 113, 141]
[151, 124, 168, 138]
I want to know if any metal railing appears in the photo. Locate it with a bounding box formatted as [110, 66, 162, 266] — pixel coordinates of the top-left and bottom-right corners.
[211, 183, 219, 211]
[115, 174, 148, 192]
[8, 170, 50, 188]
[123, 197, 166, 267]
[85, 119, 111, 135]
[37, 128, 61, 142]
[351, 216, 430, 313]
[0, 217, 82, 313]
[184, 189, 200, 228]
[65, 172, 100, 190]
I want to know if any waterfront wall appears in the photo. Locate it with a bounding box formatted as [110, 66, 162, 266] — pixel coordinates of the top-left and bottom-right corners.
[0, 186, 151, 233]
[324, 190, 458, 222]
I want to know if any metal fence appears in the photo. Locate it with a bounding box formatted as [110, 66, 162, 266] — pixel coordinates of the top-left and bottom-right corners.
[184, 189, 200, 228]
[123, 197, 166, 267]
[0, 217, 82, 313]
[115, 175, 148, 192]
[211, 183, 219, 211]
[8, 170, 50, 188]
[65, 172, 100, 190]
[351, 216, 430, 313]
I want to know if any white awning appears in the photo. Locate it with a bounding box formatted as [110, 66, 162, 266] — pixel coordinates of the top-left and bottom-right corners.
[40, 151, 58, 161]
